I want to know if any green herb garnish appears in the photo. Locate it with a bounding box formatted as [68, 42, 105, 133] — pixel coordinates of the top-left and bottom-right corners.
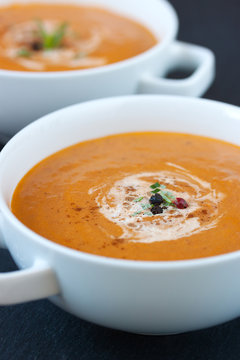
[150, 182, 161, 189]
[37, 20, 68, 50]
[151, 188, 160, 194]
[149, 182, 175, 203]
[17, 48, 31, 57]
[133, 197, 143, 203]
[150, 182, 166, 193]
[159, 191, 173, 204]
[131, 210, 142, 217]
[143, 211, 153, 216]
[141, 203, 152, 210]
[161, 190, 175, 200]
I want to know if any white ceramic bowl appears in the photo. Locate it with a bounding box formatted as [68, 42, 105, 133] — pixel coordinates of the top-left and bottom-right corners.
[1, 95, 240, 335]
[0, 0, 215, 136]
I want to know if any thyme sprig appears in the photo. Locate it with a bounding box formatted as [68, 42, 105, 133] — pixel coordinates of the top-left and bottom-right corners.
[36, 20, 68, 50]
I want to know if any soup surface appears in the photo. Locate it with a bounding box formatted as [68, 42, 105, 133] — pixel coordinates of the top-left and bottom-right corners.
[11, 132, 240, 261]
[0, 3, 157, 72]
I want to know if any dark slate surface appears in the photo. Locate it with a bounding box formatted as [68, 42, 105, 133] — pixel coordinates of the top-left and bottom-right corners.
[0, 0, 240, 358]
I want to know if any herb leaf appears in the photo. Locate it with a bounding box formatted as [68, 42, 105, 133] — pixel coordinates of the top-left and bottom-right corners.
[17, 48, 31, 57]
[51, 22, 68, 48]
[159, 191, 173, 204]
[141, 203, 152, 210]
[133, 197, 143, 203]
[151, 188, 160, 194]
[161, 190, 175, 200]
[37, 20, 68, 50]
[143, 211, 153, 216]
[150, 182, 161, 189]
[131, 210, 142, 217]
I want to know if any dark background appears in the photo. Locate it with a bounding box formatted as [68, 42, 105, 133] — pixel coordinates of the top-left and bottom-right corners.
[0, 0, 240, 359]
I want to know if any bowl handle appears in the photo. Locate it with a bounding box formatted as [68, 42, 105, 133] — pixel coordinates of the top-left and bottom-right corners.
[0, 260, 60, 305]
[138, 41, 215, 97]
[0, 217, 59, 305]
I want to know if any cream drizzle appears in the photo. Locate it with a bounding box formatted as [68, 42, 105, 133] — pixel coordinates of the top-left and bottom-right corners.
[89, 164, 224, 243]
[1, 20, 106, 70]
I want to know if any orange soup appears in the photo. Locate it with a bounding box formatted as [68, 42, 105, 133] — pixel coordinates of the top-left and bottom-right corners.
[11, 132, 240, 261]
[0, 3, 157, 72]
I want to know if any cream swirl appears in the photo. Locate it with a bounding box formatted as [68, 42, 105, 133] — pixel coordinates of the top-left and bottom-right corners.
[89, 164, 224, 243]
[2, 20, 106, 70]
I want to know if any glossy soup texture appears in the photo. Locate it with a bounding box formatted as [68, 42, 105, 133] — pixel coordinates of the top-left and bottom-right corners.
[0, 3, 157, 72]
[11, 132, 240, 261]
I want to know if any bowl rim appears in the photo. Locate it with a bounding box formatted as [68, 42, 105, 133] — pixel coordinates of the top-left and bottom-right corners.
[0, 0, 178, 78]
[1, 95, 240, 270]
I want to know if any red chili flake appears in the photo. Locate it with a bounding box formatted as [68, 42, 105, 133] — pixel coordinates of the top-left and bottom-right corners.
[173, 198, 188, 209]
